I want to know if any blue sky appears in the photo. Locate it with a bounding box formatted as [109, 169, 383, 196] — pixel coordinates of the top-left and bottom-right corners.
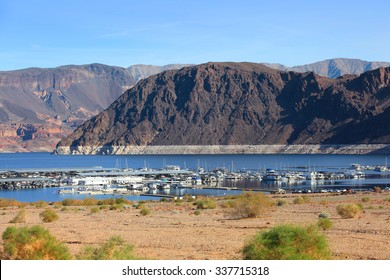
[0, 0, 389, 70]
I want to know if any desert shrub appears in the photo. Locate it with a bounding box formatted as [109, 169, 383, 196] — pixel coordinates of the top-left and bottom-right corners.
[183, 194, 196, 202]
[9, 210, 27, 223]
[0, 199, 25, 208]
[61, 198, 77, 206]
[193, 198, 217, 210]
[76, 236, 136, 260]
[221, 200, 236, 208]
[82, 198, 97, 206]
[373, 187, 382, 193]
[384, 197, 390, 202]
[293, 196, 305, 204]
[2, 225, 72, 260]
[115, 197, 131, 205]
[276, 200, 288, 206]
[31, 200, 48, 208]
[39, 209, 59, 223]
[242, 224, 331, 260]
[317, 218, 333, 230]
[140, 207, 151, 216]
[90, 207, 100, 214]
[98, 198, 116, 205]
[109, 204, 124, 211]
[336, 204, 362, 218]
[194, 210, 201, 216]
[229, 192, 273, 219]
[135, 202, 146, 209]
[361, 197, 370, 203]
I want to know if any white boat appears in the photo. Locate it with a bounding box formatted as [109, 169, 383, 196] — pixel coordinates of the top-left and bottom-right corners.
[263, 169, 282, 181]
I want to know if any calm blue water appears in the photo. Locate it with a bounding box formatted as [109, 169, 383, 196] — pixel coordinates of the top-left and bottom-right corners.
[0, 153, 388, 202]
[0, 152, 388, 171]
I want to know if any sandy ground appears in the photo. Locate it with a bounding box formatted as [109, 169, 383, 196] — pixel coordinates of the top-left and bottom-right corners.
[0, 191, 389, 260]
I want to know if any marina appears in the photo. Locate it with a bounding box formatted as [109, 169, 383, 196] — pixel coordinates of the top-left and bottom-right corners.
[0, 153, 389, 202]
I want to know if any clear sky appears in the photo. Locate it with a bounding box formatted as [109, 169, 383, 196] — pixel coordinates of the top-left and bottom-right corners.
[0, 0, 389, 70]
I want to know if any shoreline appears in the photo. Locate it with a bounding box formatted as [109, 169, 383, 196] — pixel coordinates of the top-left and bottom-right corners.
[54, 144, 390, 155]
[1, 192, 389, 260]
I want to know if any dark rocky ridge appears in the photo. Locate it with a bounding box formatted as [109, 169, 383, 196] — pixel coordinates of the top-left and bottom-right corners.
[55, 62, 390, 154]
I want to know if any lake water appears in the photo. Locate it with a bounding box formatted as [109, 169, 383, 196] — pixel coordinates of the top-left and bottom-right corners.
[0, 153, 388, 202]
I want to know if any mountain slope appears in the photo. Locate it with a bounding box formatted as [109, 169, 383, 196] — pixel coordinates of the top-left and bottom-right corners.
[0, 63, 188, 152]
[55, 62, 390, 154]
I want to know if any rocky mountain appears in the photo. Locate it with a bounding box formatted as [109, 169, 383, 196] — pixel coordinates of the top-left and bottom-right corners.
[55, 62, 390, 155]
[263, 58, 390, 78]
[0, 63, 188, 152]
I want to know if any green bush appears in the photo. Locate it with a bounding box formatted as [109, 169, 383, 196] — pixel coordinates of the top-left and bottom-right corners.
[361, 197, 370, 203]
[221, 200, 236, 208]
[242, 224, 331, 260]
[194, 198, 217, 209]
[194, 210, 201, 216]
[90, 207, 100, 214]
[140, 207, 151, 216]
[276, 200, 288, 207]
[31, 200, 48, 208]
[2, 225, 72, 260]
[9, 210, 27, 223]
[61, 198, 76, 206]
[293, 196, 305, 204]
[39, 209, 59, 223]
[336, 204, 362, 218]
[229, 192, 273, 219]
[76, 236, 136, 260]
[317, 218, 333, 230]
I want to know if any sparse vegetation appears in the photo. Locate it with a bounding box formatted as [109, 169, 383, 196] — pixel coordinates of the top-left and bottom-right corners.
[0, 199, 25, 208]
[9, 210, 27, 223]
[373, 187, 382, 193]
[221, 200, 236, 208]
[362, 197, 370, 203]
[39, 209, 59, 223]
[193, 198, 217, 210]
[194, 210, 201, 216]
[336, 204, 362, 218]
[229, 192, 273, 219]
[76, 236, 137, 260]
[242, 224, 331, 260]
[293, 196, 305, 204]
[31, 200, 48, 208]
[140, 207, 151, 216]
[276, 199, 288, 206]
[90, 207, 100, 214]
[2, 225, 72, 260]
[317, 218, 333, 230]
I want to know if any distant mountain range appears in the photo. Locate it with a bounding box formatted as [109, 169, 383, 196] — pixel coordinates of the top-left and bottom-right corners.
[55, 62, 390, 155]
[0, 58, 389, 152]
[263, 58, 390, 79]
[0, 63, 189, 152]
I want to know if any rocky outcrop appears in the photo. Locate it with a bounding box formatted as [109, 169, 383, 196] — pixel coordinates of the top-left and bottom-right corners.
[55, 62, 390, 155]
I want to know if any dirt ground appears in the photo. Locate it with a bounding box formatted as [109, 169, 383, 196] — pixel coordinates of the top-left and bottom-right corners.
[0, 191, 389, 260]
